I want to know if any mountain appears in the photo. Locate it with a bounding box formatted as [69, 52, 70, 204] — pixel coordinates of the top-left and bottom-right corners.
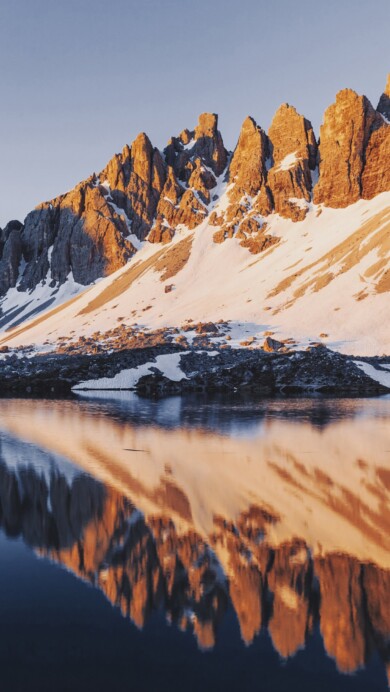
[0, 75, 389, 357]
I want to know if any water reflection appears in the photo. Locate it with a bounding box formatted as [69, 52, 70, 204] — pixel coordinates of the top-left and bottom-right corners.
[0, 396, 389, 687]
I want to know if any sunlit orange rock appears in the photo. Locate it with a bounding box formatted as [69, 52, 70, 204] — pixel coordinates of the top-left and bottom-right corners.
[362, 120, 390, 199]
[313, 89, 380, 208]
[267, 103, 317, 221]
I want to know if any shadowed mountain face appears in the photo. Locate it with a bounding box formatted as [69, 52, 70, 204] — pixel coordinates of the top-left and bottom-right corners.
[0, 397, 390, 683]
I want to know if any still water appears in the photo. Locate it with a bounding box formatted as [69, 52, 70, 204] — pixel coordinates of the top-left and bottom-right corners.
[0, 393, 389, 692]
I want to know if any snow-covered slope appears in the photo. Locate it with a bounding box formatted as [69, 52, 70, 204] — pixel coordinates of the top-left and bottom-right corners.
[1, 190, 389, 356]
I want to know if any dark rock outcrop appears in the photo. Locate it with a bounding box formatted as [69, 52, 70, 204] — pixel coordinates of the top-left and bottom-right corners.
[0, 220, 23, 294]
[377, 73, 390, 120]
[2, 342, 386, 398]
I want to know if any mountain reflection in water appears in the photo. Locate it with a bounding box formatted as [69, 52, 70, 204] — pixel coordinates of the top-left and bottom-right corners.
[0, 395, 389, 690]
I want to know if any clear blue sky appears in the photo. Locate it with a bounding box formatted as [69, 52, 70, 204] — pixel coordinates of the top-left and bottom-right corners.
[0, 0, 389, 226]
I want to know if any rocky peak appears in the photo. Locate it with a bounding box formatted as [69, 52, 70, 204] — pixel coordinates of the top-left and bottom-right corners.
[195, 112, 218, 138]
[178, 128, 192, 145]
[193, 112, 228, 175]
[98, 131, 166, 241]
[164, 112, 228, 182]
[101, 133, 162, 190]
[377, 73, 390, 120]
[0, 220, 23, 255]
[268, 103, 317, 169]
[267, 103, 317, 221]
[130, 132, 154, 182]
[313, 89, 380, 207]
[228, 116, 270, 197]
[208, 115, 274, 247]
[149, 113, 228, 244]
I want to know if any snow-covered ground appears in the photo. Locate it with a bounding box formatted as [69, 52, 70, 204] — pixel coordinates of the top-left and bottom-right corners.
[1, 191, 389, 356]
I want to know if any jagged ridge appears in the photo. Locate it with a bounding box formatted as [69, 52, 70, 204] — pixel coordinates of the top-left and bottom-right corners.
[0, 75, 389, 299]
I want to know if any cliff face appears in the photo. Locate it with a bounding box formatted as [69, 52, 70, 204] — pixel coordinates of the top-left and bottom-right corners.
[98, 132, 166, 240]
[267, 104, 317, 221]
[1, 75, 389, 297]
[362, 116, 390, 200]
[208, 115, 274, 250]
[0, 221, 23, 295]
[313, 90, 382, 207]
[21, 182, 137, 291]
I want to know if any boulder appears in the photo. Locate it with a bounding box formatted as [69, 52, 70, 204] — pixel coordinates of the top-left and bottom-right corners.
[263, 336, 283, 352]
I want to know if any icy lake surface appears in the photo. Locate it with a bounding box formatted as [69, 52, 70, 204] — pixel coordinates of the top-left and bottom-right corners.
[0, 393, 390, 692]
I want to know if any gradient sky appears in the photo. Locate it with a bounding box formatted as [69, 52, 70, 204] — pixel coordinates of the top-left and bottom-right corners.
[1, 0, 389, 227]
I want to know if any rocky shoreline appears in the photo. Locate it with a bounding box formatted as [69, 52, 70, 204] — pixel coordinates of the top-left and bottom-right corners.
[1, 344, 389, 398]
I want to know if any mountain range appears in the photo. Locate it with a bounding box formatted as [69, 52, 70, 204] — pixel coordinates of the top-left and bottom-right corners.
[0, 75, 389, 357]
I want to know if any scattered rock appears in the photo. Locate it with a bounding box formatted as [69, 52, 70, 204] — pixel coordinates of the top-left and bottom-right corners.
[263, 337, 283, 352]
[195, 322, 219, 334]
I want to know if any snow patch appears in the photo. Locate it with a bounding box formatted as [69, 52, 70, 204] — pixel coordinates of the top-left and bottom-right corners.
[126, 233, 143, 251]
[288, 197, 309, 210]
[311, 166, 319, 188]
[0, 270, 86, 334]
[182, 138, 195, 151]
[276, 151, 298, 171]
[100, 180, 111, 193]
[354, 361, 390, 389]
[73, 352, 189, 390]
